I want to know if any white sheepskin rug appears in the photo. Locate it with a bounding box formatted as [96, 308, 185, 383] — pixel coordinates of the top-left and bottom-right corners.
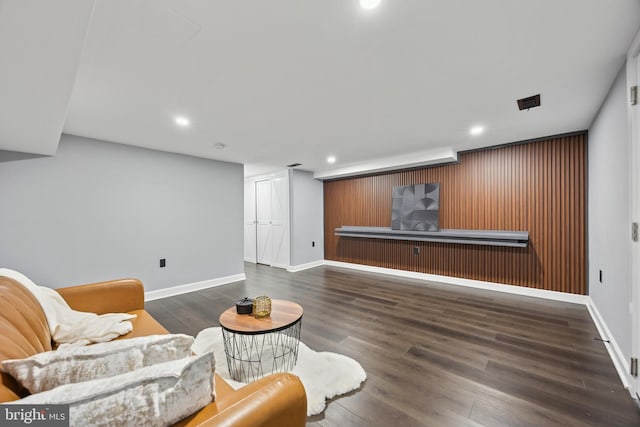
[192, 327, 366, 416]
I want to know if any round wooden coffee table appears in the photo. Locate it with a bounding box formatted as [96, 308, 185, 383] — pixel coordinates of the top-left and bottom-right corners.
[219, 299, 303, 382]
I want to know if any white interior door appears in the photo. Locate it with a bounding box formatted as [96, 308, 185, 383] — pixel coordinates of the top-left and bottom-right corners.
[244, 181, 257, 263]
[256, 180, 273, 265]
[270, 177, 290, 268]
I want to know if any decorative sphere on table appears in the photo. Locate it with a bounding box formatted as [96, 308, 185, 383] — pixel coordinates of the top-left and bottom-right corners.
[253, 296, 271, 318]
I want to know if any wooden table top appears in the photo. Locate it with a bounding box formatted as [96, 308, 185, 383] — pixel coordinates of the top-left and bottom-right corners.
[219, 299, 303, 334]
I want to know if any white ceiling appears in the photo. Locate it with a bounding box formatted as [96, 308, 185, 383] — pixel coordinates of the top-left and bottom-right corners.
[0, 0, 94, 155]
[2, 1, 639, 177]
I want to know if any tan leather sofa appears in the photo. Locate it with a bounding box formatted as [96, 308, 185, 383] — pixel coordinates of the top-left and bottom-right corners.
[0, 276, 307, 426]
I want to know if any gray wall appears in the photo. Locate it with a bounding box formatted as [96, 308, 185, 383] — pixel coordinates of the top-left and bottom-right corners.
[289, 169, 324, 266]
[588, 65, 632, 358]
[0, 134, 244, 292]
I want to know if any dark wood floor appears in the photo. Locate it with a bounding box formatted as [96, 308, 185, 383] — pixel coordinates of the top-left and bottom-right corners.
[146, 263, 640, 427]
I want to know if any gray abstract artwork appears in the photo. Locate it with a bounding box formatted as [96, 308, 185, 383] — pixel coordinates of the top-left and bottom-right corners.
[391, 183, 440, 231]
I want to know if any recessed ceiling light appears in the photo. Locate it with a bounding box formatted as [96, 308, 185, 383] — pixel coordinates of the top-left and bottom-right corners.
[360, 0, 381, 10]
[327, 156, 337, 164]
[174, 116, 190, 128]
[213, 142, 226, 149]
[469, 126, 485, 136]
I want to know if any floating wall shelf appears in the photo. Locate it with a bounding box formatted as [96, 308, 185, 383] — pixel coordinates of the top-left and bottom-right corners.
[334, 226, 529, 248]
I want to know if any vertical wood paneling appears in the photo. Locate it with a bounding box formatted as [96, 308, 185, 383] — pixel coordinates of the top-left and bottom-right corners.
[323, 133, 587, 294]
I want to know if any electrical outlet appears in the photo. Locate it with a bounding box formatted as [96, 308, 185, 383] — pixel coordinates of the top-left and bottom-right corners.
[160, 259, 166, 268]
[413, 246, 420, 255]
[599, 269, 602, 283]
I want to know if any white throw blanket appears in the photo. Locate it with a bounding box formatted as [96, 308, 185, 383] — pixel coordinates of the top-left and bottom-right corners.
[0, 268, 136, 347]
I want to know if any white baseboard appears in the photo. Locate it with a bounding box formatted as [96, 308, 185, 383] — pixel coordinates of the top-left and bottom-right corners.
[270, 263, 290, 270]
[144, 273, 246, 302]
[287, 260, 325, 273]
[586, 296, 631, 391]
[323, 260, 589, 304]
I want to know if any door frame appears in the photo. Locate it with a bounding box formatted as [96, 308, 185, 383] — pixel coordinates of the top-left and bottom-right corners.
[245, 171, 291, 268]
[628, 28, 640, 397]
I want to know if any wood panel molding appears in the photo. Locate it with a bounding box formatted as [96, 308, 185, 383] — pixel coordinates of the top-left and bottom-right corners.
[324, 133, 587, 294]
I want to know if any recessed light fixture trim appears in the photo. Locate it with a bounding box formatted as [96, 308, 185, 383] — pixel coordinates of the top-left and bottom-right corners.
[213, 143, 226, 149]
[360, 0, 381, 10]
[174, 116, 190, 128]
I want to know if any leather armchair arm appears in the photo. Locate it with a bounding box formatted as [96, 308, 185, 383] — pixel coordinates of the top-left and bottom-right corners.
[177, 373, 307, 427]
[56, 278, 145, 314]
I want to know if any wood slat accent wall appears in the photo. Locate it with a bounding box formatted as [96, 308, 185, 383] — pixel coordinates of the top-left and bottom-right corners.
[324, 133, 587, 294]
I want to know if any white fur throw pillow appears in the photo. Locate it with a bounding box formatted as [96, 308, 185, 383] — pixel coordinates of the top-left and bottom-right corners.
[12, 353, 216, 427]
[0, 334, 194, 393]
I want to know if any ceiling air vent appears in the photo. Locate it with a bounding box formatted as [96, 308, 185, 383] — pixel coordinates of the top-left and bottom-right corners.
[287, 163, 302, 168]
[517, 94, 541, 111]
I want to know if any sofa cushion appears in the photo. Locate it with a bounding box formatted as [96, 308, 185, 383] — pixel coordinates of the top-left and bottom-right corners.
[13, 353, 216, 427]
[1, 334, 195, 393]
[0, 277, 52, 360]
[117, 309, 170, 339]
[0, 276, 52, 401]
